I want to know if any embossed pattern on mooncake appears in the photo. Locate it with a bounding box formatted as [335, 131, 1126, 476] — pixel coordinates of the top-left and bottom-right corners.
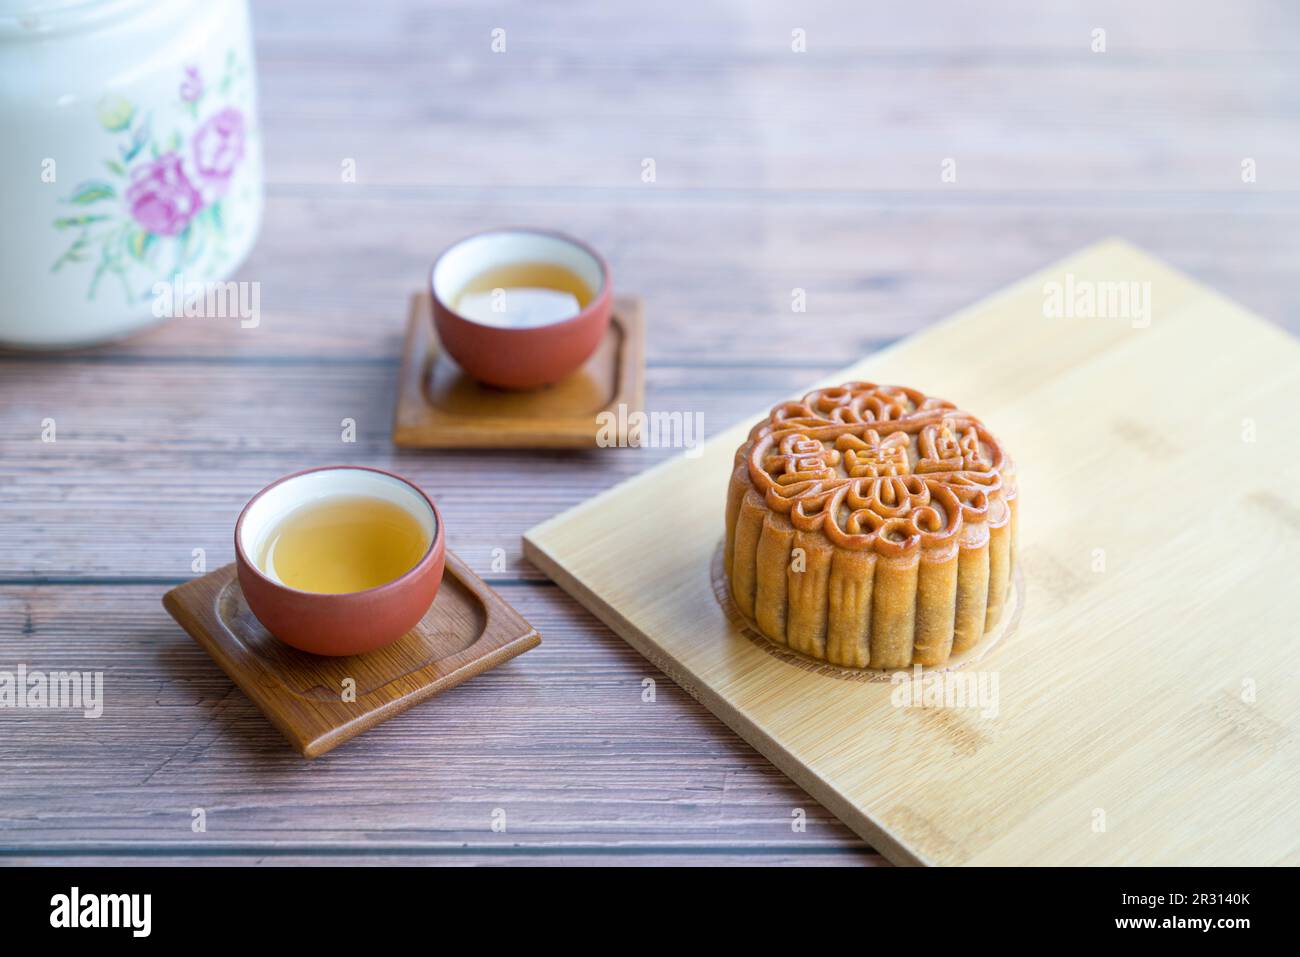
[724, 383, 1018, 669]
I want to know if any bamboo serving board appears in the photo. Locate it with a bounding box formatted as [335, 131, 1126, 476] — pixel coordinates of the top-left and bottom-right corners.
[163, 551, 541, 758]
[392, 292, 645, 449]
[523, 239, 1300, 866]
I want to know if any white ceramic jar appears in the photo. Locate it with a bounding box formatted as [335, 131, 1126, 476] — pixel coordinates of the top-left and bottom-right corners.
[0, 0, 263, 348]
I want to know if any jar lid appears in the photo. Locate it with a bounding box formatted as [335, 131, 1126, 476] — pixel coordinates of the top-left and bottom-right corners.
[0, 0, 158, 36]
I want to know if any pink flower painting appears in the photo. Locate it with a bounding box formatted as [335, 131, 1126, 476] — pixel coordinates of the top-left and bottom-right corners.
[192, 108, 246, 195]
[125, 153, 203, 237]
[180, 66, 203, 103]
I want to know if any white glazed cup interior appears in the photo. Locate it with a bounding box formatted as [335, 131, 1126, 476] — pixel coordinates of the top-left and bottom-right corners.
[239, 469, 438, 578]
[431, 230, 606, 327]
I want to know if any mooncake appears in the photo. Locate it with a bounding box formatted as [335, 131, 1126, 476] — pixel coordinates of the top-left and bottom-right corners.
[724, 382, 1017, 669]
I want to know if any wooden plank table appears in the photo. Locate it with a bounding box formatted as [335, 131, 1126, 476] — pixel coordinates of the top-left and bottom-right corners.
[2, 0, 1297, 866]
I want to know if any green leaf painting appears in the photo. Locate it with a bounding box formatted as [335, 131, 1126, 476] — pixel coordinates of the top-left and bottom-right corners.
[65, 181, 116, 205]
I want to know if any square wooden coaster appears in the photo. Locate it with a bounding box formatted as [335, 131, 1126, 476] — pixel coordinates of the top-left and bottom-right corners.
[392, 292, 645, 449]
[524, 239, 1300, 866]
[162, 551, 541, 758]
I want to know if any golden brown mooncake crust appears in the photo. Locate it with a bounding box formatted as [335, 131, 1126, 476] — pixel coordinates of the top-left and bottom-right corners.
[724, 382, 1017, 669]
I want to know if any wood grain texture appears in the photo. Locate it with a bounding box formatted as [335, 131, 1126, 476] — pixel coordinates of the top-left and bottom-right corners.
[162, 555, 541, 757]
[525, 240, 1300, 866]
[2, 0, 1298, 865]
[393, 294, 645, 448]
[0, 583, 871, 859]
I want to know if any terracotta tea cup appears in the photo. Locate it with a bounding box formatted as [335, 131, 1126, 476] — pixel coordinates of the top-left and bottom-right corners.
[234, 466, 446, 656]
[429, 227, 613, 390]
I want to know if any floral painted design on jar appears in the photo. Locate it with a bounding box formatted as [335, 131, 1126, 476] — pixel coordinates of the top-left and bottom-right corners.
[191, 108, 246, 196]
[124, 153, 203, 237]
[50, 51, 250, 303]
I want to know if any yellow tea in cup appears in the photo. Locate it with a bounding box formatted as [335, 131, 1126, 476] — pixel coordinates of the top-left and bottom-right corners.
[258, 495, 429, 594]
[455, 261, 594, 328]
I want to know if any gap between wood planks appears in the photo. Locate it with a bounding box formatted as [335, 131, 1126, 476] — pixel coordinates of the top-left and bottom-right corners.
[0, 577, 553, 588]
[262, 182, 1300, 208]
[0, 354, 865, 369]
[0, 843, 881, 861]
